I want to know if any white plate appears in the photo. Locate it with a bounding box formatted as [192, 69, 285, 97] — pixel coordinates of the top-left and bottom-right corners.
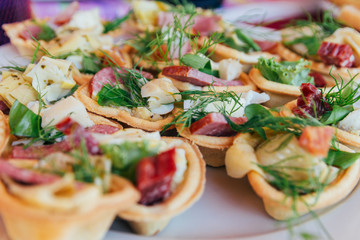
[0, 43, 359, 240]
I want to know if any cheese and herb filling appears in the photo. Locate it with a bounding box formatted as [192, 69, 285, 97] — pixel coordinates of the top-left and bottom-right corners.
[24, 56, 77, 104]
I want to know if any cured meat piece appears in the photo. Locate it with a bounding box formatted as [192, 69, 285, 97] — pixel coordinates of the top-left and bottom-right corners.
[136, 148, 177, 205]
[299, 126, 334, 157]
[0, 101, 9, 114]
[0, 160, 59, 184]
[56, 117, 100, 155]
[253, 40, 278, 52]
[192, 15, 221, 36]
[53, 1, 79, 26]
[317, 42, 355, 68]
[190, 112, 247, 136]
[90, 67, 153, 97]
[11, 141, 72, 159]
[87, 124, 120, 134]
[162, 66, 243, 87]
[293, 83, 331, 118]
[19, 25, 42, 40]
[309, 72, 326, 88]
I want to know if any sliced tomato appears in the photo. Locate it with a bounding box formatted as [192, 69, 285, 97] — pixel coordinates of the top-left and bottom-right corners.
[299, 126, 334, 157]
[136, 148, 177, 205]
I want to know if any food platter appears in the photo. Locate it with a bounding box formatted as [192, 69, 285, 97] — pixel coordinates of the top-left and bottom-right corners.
[0, 43, 359, 240]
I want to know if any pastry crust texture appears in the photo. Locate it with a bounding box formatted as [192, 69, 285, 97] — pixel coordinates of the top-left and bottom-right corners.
[0, 175, 139, 240]
[118, 137, 206, 236]
[75, 83, 175, 132]
[226, 133, 360, 220]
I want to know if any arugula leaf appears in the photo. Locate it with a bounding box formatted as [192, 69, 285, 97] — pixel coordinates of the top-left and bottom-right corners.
[103, 11, 131, 34]
[255, 57, 313, 86]
[97, 84, 135, 108]
[36, 23, 56, 42]
[323, 149, 360, 170]
[100, 140, 160, 182]
[82, 55, 102, 74]
[9, 100, 41, 137]
[320, 105, 352, 125]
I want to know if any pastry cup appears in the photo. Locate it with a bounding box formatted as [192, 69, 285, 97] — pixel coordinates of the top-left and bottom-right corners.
[276, 43, 360, 80]
[158, 72, 257, 93]
[281, 100, 360, 149]
[74, 83, 175, 132]
[0, 111, 10, 156]
[118, 137, 206, 235]
[337, 5, 360, 32]
[0, 175, 140, 240]
[225, 133, 360, 220]
[88, 112, 123, 129]
[198, 37, 279, 64]
[2, 20, 49, 58]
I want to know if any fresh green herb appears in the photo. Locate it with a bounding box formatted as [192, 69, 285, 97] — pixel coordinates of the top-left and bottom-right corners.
[284, 11, 341, 56]
[9, 100, 41, 137]
[97, 83, 135, 108]
[100, 140, 160, 182]
[166, 0, 197, 15]
[1, 65, 26, 72]
[8, 100, 64, 145]
[163, 84, 243, 132]
[180, 53, 219, 77]
[320, 105, 352, 125]
[255, 57, 313, 86]
[323, 149, 360, 170]
[36, 23, 56, 42]
[103, 11, 132, 33]
[234, 28, 260, 52]
[82, 54, 102, 74]
[226, 104, 322, 139]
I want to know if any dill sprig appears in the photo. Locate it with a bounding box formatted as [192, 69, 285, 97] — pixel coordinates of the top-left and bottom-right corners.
[322, 70, 360, 107]
[227, 104, 323, 139]
[162, 84, 243, 132]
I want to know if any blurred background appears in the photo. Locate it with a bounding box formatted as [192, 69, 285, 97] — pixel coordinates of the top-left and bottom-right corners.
[0, 0, 319, 45]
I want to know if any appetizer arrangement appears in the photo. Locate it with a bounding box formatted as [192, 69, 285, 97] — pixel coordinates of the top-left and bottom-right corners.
[1, 0, 360, 239]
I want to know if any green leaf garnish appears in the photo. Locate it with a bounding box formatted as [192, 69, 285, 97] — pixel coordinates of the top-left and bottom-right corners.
[36, 23, 56, 42]
[100, 140, 160, 182]
[234, 28, 260, 52]
[82, 54, 102, 74]
[255, 57, 313, 86]
[9, 100, 41, 138]
[323, 149, 360, 170]
[320, 105, 352, 125]
[103, 11, 132, 34]
[97, 83, 135, 108]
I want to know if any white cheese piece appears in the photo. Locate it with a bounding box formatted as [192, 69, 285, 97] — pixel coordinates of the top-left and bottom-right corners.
[41, 96, 94, 128]
[65, 55, 83, 70]
[25, 56, 76, 104]
[243, 90, 270, 106]
[26, 101, 40, 114]
[141, 78, 180, 115]
[66, 9, 104, 34]
[338, 109, 360, 135]
[218, 59, 242, 81]
[93, 128, 161, 145]
[170, 148, 187, 193]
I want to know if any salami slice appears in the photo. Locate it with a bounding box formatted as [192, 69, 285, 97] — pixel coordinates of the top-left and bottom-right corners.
[53, 1, 79, 26]
[0, 160, 59, 184]
[190, 112, 247, 136]
[11, 141, 72, 159]
[317, 42, 355, 68]
[136, 148, 177, 205]
[254, 40, 278, 52]
[162, 66, 243, 87]
[87, 124, 120, 134]
[309, 72, 326, 88]
[90, 67, 154, 97]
